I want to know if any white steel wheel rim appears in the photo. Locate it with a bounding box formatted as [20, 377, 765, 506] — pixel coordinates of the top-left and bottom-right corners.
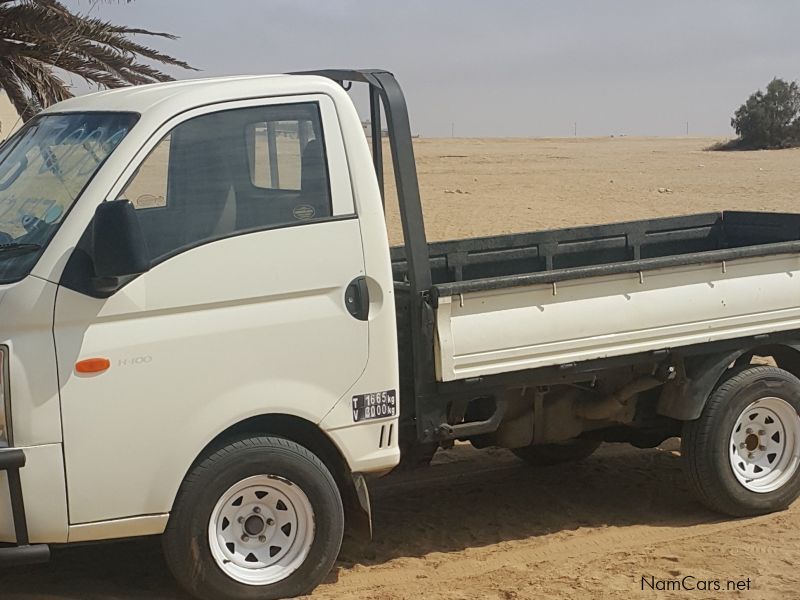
[208, 475, 315, 586]
[729, 397, 800, 493]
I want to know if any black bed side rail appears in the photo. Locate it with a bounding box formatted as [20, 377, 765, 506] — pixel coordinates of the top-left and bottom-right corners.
[0, 446, 50, 566]
[432, 239, 800, 300]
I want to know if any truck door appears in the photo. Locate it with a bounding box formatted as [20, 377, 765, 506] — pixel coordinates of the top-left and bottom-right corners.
[53, 96, 369, 525]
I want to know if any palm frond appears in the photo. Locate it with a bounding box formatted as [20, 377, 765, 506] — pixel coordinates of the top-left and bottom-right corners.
[0, 0, 195, 120]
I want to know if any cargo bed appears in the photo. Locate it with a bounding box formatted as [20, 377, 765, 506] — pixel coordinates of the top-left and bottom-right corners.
[392, 211, 800, 381]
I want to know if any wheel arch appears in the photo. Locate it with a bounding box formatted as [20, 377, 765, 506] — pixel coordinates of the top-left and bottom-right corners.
[738, 343, 800, 379]
[658, 341, 800, 421]
[173, 413, 371, 541]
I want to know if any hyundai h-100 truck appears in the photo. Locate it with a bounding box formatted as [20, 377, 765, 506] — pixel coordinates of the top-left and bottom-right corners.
[1, 70, 799, 599]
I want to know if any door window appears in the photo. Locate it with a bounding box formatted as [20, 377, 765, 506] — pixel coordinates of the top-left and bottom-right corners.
[117, 103, 331, 263]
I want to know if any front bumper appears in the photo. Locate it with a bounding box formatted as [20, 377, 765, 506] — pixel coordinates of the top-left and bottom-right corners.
[0, 446, 50, 566]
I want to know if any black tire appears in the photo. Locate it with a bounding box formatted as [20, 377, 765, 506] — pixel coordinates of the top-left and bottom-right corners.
[163, 436, 344, 600]
[512, 439, 601, 466]
[682, 366, 800, 517]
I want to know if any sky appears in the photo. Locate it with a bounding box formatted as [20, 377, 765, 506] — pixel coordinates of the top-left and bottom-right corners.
[62, 0, 800, 138]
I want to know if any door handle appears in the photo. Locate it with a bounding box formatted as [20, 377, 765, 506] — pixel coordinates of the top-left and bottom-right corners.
[345, 276, 370, 321]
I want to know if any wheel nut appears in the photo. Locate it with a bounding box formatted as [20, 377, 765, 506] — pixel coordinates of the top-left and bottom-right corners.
[253, 506, 261, 514]
[758, 430, 766, 436]
[237, 516, 244, 523]
[259, 535, 266, 543]
[241, 535, 249, 542]
[266, 518, 275, 526]
[748, 452, 754, 459]
[759, 445, 767, 451]
[746, 428, 753, 434]
[739, 442, 747, 449]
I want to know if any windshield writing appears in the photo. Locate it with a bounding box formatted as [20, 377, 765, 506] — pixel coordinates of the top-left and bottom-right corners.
[0, 112, 138, 282]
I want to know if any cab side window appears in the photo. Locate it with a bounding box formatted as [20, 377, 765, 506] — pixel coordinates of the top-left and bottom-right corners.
[118, 103, 331, 263]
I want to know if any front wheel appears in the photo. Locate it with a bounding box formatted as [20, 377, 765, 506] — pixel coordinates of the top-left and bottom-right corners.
[682, 366, 800, 517]
[163, 436, 344, 600]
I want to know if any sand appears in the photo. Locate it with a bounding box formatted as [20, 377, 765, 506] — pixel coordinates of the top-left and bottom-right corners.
[384, 136, 800, 245]
[4, 136, 800, 599]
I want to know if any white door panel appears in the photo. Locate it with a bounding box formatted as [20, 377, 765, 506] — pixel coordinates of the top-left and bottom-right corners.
[56, 217, 366, 524]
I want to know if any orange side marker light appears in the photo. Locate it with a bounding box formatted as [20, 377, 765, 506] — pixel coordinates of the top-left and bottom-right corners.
[75, 358, 111, 374]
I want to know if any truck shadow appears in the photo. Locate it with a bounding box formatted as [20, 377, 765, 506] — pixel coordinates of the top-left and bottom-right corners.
[2, 442, 722, 599]
[342, 440, 718, 567]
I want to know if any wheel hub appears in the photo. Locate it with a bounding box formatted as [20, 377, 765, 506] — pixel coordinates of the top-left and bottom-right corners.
[729, 396, 800, 493]
[208, 475, 315, 586]
[244, 514, 266, 537]
[744, 433, 760, 452]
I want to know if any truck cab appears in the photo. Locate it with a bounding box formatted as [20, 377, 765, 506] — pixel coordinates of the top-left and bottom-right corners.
[0, 72, 401, 597]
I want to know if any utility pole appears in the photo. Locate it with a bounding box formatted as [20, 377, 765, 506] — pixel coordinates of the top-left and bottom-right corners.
[451, 122, 455, 138]
[686, 121, 689, 136]
[574, 121, 577, 137]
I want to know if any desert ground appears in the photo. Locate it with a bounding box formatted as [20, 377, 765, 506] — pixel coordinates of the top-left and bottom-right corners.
[4, 136, 800, 599]
[384, 135, 800, 245]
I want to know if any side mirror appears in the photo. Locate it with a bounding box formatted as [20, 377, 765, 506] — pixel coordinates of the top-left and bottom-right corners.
[92, 200, 150, 282]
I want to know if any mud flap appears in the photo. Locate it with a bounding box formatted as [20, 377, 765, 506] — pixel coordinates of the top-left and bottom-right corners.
[345, 472, 372, 542]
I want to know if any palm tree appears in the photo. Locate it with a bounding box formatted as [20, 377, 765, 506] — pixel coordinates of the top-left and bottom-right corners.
[0, 0, 194, 122]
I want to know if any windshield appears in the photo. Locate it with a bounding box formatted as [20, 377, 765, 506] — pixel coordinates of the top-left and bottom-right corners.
[0, 111, 138, 283]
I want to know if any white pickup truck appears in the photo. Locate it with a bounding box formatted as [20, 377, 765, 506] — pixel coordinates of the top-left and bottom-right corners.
[1, 69, 799, 600]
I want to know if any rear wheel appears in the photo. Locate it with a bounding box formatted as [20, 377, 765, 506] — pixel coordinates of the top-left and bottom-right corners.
[512, 439, 601, 466]
[163, 436, 344, 600]
[682, 366, 800, 517]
